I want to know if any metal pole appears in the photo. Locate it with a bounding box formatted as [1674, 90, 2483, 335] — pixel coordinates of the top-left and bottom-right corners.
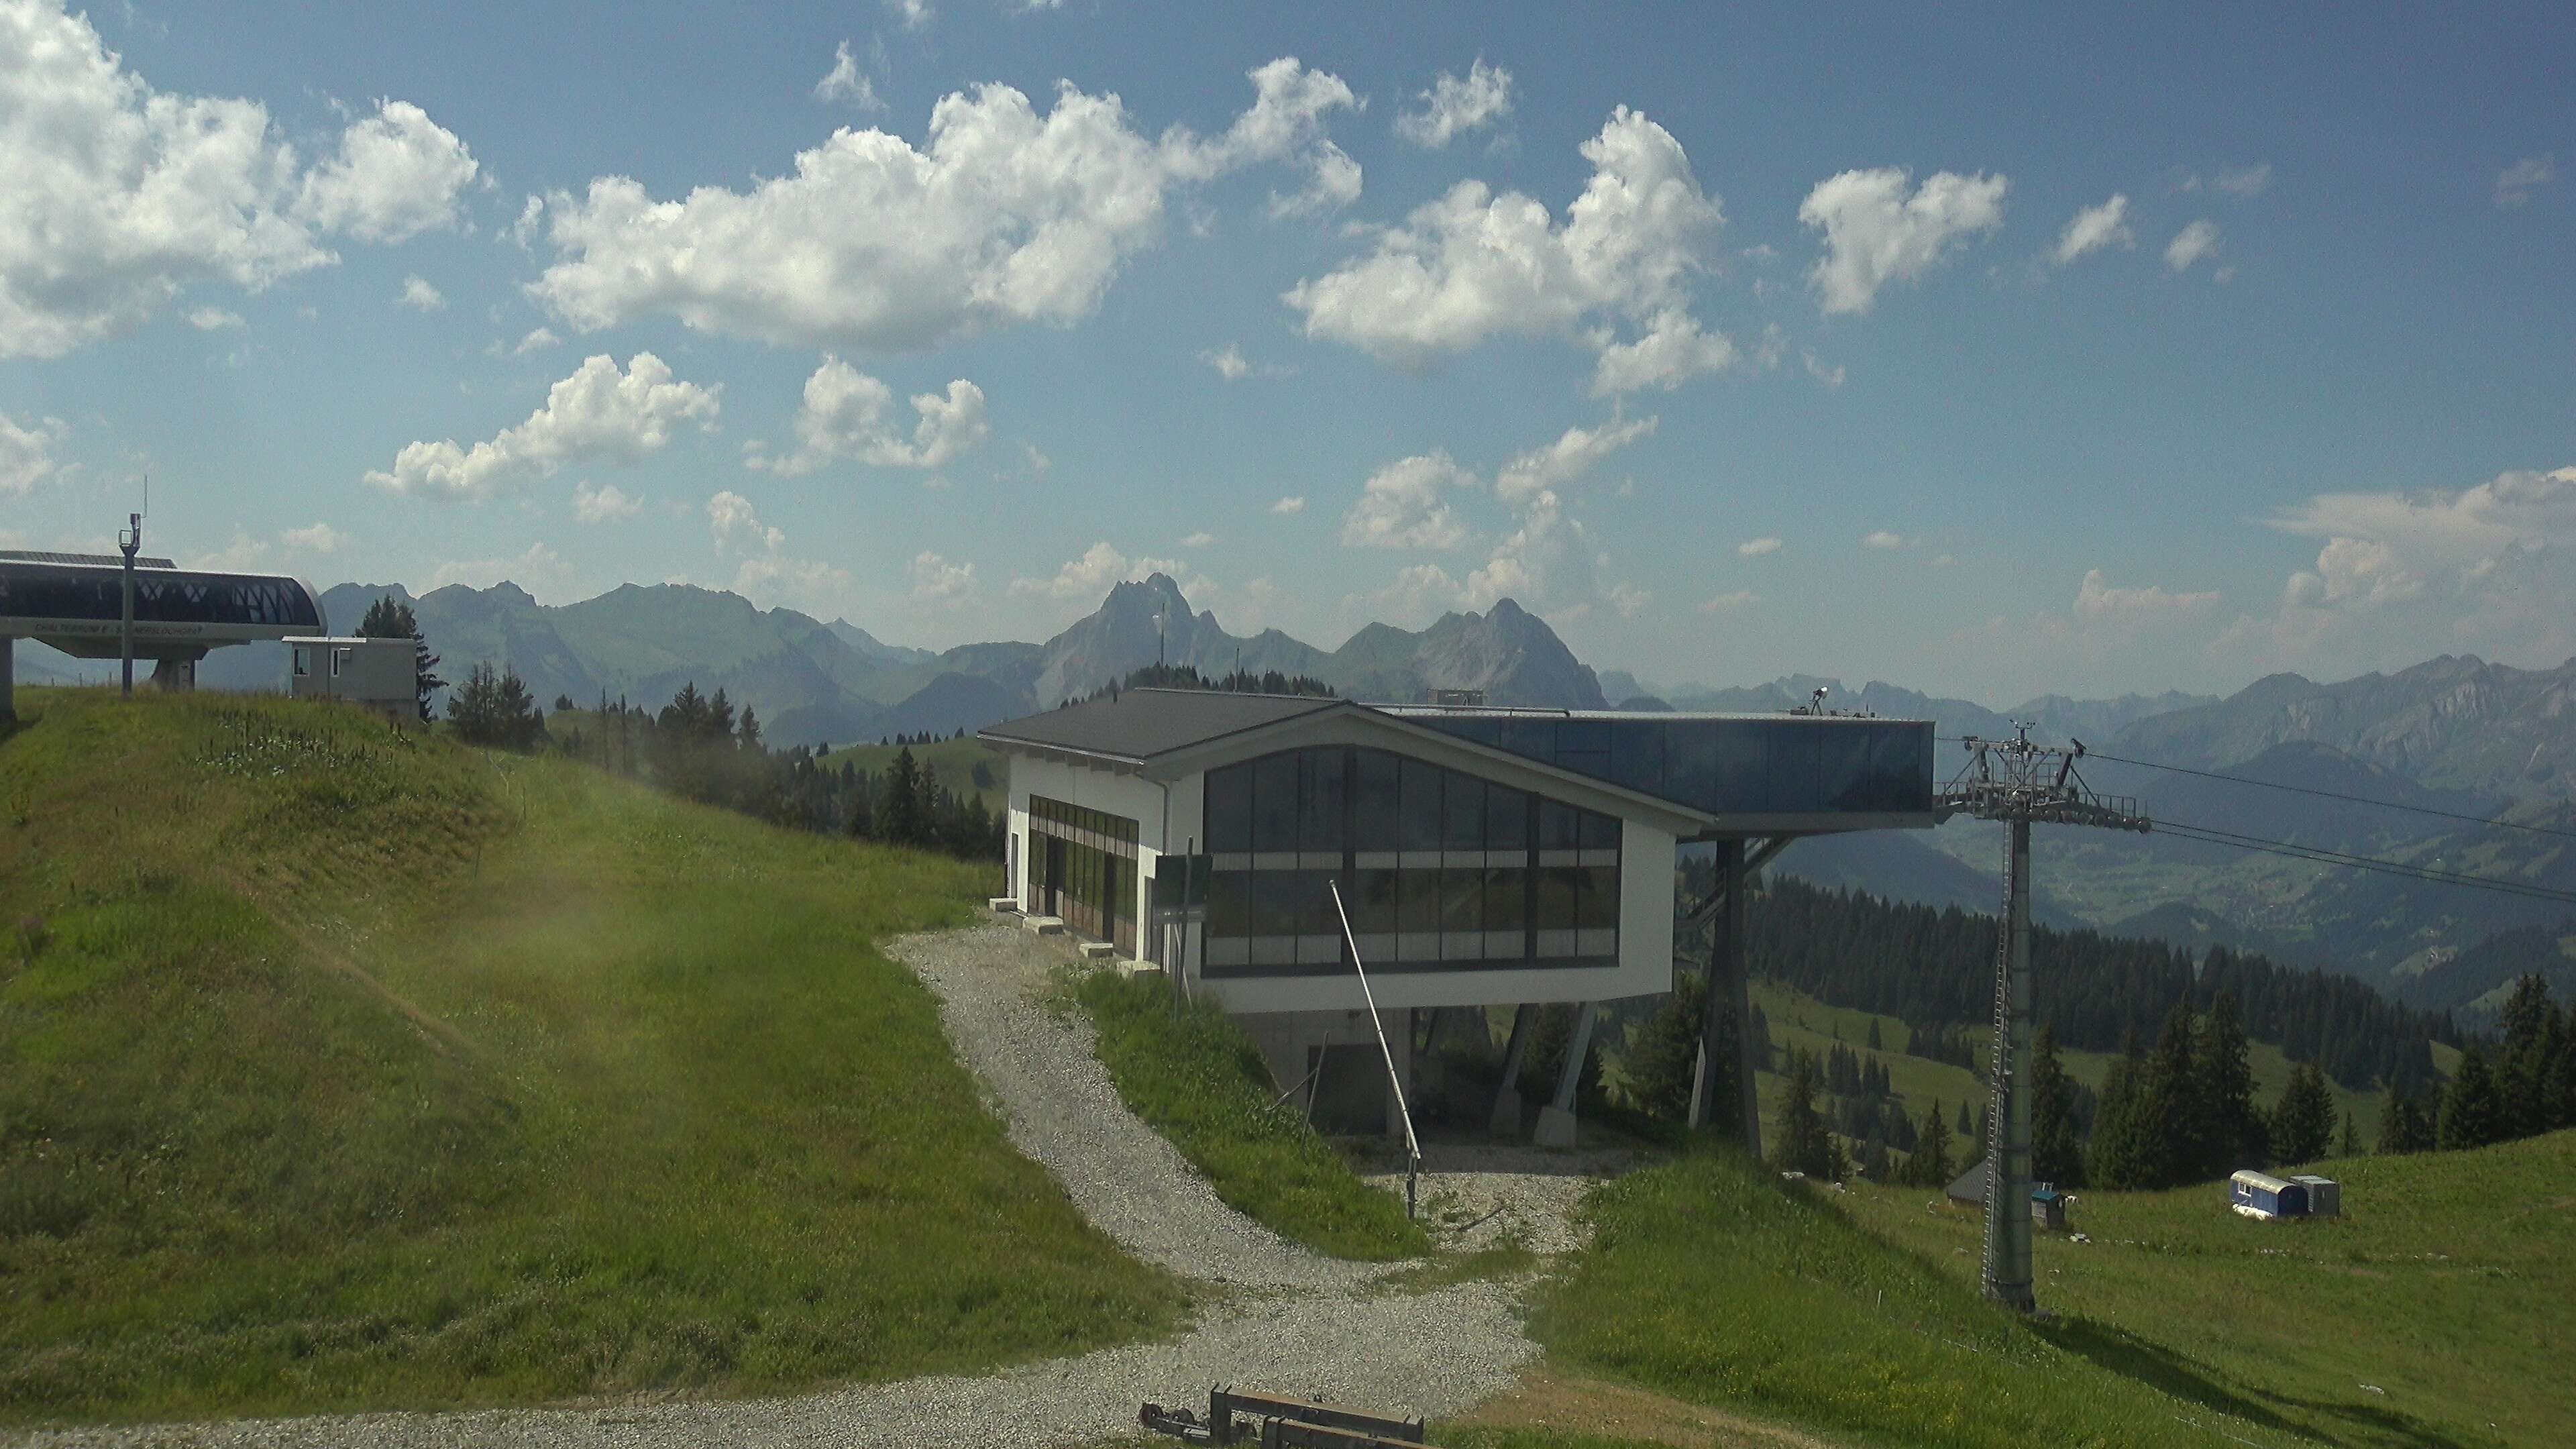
[1328, 880, 1422, 1217]
[1982, 817, 2035, 1311]
[118, 512, 140, 697]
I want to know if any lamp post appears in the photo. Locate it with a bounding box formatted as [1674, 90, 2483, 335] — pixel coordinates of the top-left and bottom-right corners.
[117, 511, 142, 697]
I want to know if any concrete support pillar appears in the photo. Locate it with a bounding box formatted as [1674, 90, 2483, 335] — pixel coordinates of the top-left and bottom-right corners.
[1490, 1003, 1536, 1137]
[1689, 839, 1760, 1159]
[150, 655, 197, 692]
[1532, 1002, 1597, 1148]
[1, 636, 14, 722]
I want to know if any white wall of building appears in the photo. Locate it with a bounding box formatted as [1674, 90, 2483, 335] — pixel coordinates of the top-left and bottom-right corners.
[1004, 753, 1189, 936]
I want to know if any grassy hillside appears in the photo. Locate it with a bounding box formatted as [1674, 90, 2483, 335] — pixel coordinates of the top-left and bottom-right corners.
[1529, 1133, 2572, 1449]
[0, 689, 1179, 1424]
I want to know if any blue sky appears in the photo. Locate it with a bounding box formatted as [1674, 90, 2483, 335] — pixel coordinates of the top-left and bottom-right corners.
[2, 0, 2569, 704]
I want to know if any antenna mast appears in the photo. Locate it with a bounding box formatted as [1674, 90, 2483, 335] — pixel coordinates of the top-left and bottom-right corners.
[1937, 724, 2148, 1313]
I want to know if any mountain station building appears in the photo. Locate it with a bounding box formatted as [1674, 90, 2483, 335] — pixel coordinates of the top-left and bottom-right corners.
[980, 688, 1935, 1145]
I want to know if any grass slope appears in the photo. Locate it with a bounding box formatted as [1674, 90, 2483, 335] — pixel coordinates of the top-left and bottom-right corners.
[1527, 1136, 2569, 1449]
[0, 690, 1179, 1424]
[1069, 971, 1427, 1261]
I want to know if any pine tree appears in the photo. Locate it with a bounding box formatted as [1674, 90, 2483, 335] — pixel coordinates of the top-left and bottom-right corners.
[1866, 1018, 1883, 1052]
[2031, 1026, 2085, 1187]
[1770, 1049, 1833, 1178]
[2378, 1088, 2436, 1155]
[1908, 1098, 1953, 1188]
[2089, 1032, 2159, 1189]
[1624, 971, 1707, 1122]
[2194, 991, 2268, 1177]
[2337, 1109, 2360, 1157]
[879, 747, 926, 846]
[356, 595, 443, 722]
[2271, 1063, 2335, 1166]
[2141, 996, 2200, 1185]
[2438, 1046, 2504, 1150]
[2494, 975, 2555, 1140]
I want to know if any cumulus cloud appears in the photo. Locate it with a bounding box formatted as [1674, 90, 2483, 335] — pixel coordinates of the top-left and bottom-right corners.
[1286, 107, 1727, 376]
[1737, 536, 1781, 557]
[2164, 219, 2220, 272]
[706, 488, 853, 608]
[2071, 568, 2219, 625]
[1799, 166, 2008, 313]
[1494, 415, 1654, 502]
[910, 549, 975, 602]
[2269, 466, 2576, 592]
[0, 6, 474, 357]
[280, 521, 343, 553]
[1342, 451, 1477, 549]
[814, 40, 883, 111]
[297, 99, 481, 243]
[399, 274, 444, 310]
[529, 58, 1358, 352]
[1202, 343, 1250, 379]
[572, 480, 645, 522]
[1181, 530, 1217, 548]
[1861, 529, 1907, 549]
[1009, 540, 1184, 600]
[2053, 194, 2133, 264]
[1271, 495, 1305, 516]
[2496, 154, 2555, 207]
[365, 352, 720, 500]
[513, 326, 558, 354]
[751, 358, 989, 474]
[1591, 308, 1733, 395]
[1, 411, 68, 496]
[1393, 58, 1512, 148]
[186, 307, 244, 330]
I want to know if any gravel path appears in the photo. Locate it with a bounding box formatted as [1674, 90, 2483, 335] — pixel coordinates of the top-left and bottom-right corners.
[11, 916, 1561, 1449]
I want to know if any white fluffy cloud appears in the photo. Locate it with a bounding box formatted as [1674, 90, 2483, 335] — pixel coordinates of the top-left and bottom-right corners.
[0, 5, 476, 358]
[814, 40, 883, 111]
[1738, 536, 1781, 557]
[1, 411, 68, 496]
[2071, 568, 2219, 626]
[297, 100, 480, 244]
[707, 488, 853, 608]
[529, 58, 1356, 352]
[366, 353, 720, 500]
[2053, 194, 2133, 265]
[1202, 343, 1250, 379]
[910, 549, 976, 602]
[1591, 308, 1733, 395]
[1494, 415, 1654, 503]
[280, 521, 343, 554]
[513, 326, 558, 354]
[1799, 166, 2008, 314]
[1393, 58, 1512, 148]
[1009, 540, 1185, 600]
[1271, 495, 1305, 516]
[1342, 451, 1477, 549]
[2164, 219, 2221, 272]
[1286, 107, 1725, 375]
[399, 274, 443, 311]
[187, 307, 244, 329]
[1861, 529, 1907, 549]
[572, 480, 645, 523]
[2269, 466, 2576, 598]
[2495, 154, 2554, 207]
[752, 358, 989, 474]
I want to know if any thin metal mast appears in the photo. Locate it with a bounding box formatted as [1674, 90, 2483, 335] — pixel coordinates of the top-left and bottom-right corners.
[117, 511, 142, 697]
[1937, 724, 2147, 1312]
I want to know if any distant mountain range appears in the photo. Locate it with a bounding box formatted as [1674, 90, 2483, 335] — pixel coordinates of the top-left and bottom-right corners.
[28, 568, 2576, 1016]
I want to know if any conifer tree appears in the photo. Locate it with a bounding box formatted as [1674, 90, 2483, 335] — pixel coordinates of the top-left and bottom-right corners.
[2271, 1062, 2335, 1166]
[2438, 1046, 2504, 1150]
[2337, 1109, 2360, 1157]
[2089, 1032, 2159, 1189]
[2378, 1088, 2436, 1155]
[879, 747, 927, 847]
[1866, 1018, 1883, 1052]
[2141, 996, 2200, 1184]
[1909, 1098, 1953, 1188]
[2495, 975, 2555, 1139]
[356, 595, 443, 721]
[2031, 1026, 2085, 1187]
[1771, 1049, 1833, 1177]
[2195, 991, 2268, 1177]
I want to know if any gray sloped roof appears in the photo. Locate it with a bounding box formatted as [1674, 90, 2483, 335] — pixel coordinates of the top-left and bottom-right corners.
[979, 688, 1344, 763]
[1947, 1159, 1988, 1202]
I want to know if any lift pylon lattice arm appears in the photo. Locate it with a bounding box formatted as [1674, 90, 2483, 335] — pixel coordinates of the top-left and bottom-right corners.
[1933, 726, 2148, 1314]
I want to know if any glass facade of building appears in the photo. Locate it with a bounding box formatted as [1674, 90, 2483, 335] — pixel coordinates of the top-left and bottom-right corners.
[1201, 747, 1622, 977]
[1401, 714, 1933, 817]
[0, 562, 323, 629]
[1028, 795, 1139, 952]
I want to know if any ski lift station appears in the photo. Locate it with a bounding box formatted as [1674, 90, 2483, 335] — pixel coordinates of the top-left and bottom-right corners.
[981, 688, 1936, 1146]
[0, 549, 325, 718]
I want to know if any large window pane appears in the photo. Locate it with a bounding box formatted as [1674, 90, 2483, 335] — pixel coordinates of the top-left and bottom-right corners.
[1485, 866, 1527, 932]
[1443, 771, 1485, 849]
[1206, 765, 1252, 852]
[1538, 799, 1580, 851]
[1355, 750, 1400, 843]
[1578, 808, 1620, 851]
[1299, 748, 1346, 853]
[1485, 784, 1529, 851]
[1252, 753, 1299, 851]
[1398, 758, 1443, 851]
[1251, 870, 1299, 937]
[1537, 865, 1579, 930]
[1576, 865, 1620, 928]
[1398, 868, 1441, 936]
[1440, 865, 1483, 935]
[1820, 728, 1874, 811]
[1354, 867, 1400, 934]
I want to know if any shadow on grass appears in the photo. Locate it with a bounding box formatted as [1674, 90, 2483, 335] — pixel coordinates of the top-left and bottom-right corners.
[2044, 1318, 2471, 1449]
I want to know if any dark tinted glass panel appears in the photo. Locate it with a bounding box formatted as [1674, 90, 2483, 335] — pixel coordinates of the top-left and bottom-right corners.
[1537, 865, 1579, 930]
[1251, 753, 1298, 851]
[1605, 720, 1666, 796]
[1819, 728, 1874, 810]
[1399, 869, 1441, 934]
[1766, 726, 1822, 812]
[0, 565, 323, 628]
[1398, 758, 1443, 851]
[1440, 867, 1483, 934]
[1443, 773, 1485, 849]
[1485, 784, 1529, 850]
[1354, 868, 1400, 932]
[1578, 808, 1620, 850]
[1206, 765, 1252, 852]
[1354, 750, 1401, 843]
[1251, 870, 1299, 936]
[1538, 799, 1579, 850]
[1577, 866, 1620, 928]
[1298, 870, 1342, 939]
[1485, 866, 1527, 932]
[1299, 748, 1346, 853]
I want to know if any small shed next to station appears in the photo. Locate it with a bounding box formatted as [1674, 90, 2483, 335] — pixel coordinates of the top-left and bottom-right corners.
[285, 636, 414, 722]
[2231, 1169, 2343, 1220]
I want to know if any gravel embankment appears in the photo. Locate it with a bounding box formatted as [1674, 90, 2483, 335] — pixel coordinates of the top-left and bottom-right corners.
[11, 916, 1558, 1449]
